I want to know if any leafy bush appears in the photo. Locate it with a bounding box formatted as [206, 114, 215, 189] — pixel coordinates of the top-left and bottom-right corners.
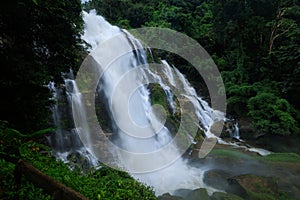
[0, 157, 52, 199]
[248, 92, 298, 135]
[0, 120, 54, 162]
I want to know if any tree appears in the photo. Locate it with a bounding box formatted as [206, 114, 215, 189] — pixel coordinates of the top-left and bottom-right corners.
[268, 0, 299, 54]
[0, 0, 83, 132]
[248, 92, 298, 135]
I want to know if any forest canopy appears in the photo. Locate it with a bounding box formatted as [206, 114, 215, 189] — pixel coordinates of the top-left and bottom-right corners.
[0, 0, 299, 136]
[83, 0, 300, 135]
[0, 0, 84, 132]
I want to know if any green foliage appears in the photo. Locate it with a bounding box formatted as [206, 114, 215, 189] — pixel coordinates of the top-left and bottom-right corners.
[0, 156, 157, 199]
[209, 0, 300, 135]
[0, 159, 52, 199]
[149, 83, 169, 112]
[0, 0, 84, 132]
[0, 146, 156, 199]
[248, 92, 298, 135]
[0, 121, 54, 162]
[0, 124, 156, 199]
[0, 122, 54, 199]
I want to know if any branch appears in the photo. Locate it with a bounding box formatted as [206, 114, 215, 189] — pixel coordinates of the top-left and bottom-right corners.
[273, 24, 294, 40]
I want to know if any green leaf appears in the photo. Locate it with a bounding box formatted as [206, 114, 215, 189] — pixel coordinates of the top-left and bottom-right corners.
[27, 128, 56, 138]
[32, 0, 38, 5]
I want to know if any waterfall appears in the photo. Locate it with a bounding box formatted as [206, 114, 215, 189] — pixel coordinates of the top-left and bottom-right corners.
[224, 119, 240, 139]
[44, 7, 276, 196]
[48, 71, 98, 168]
[76, 10, 227, 195]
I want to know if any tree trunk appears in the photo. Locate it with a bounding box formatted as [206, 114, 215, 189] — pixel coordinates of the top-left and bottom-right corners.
[269, 4, 287, 54]
[15, 160, 88, 200]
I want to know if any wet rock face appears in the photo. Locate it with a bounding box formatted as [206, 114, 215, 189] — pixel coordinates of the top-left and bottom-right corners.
[238, 118, 256, 140]
[253, 134, 300, 155]
[186, 188, 210, 200]
[211, 192, 243, 200]
[227, 174, 279, 198]
[172, 188, 210, 200]
[158, 193, 184, 200]
[172, 188, 243, 200]
[204, 168, 282, 199]
[191, 137, 218, 159]
[203, 169, 233, 191]
[173, 189, 192, 198]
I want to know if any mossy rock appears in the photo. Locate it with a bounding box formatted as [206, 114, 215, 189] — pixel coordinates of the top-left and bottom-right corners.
[186, 188, 209, 200]
[209, 148, 256, 161]
[211, 192, 243, 200]
[173, 188, 192, 198]
[191, 137, 218, 158]
[227, 174, 279, 199]
[203, 169, 232, 191]
[158, 193, 184, 200]
[263, 152, 300, 163]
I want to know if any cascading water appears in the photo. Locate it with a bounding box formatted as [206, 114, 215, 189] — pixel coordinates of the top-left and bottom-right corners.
[224, 119, 240, 139]
[78, 10, 225, 195]
[48, 70, 98, 167]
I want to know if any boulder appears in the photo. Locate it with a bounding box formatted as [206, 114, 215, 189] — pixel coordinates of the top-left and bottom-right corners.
[227, 174, 278, 198]
[203, 169, 232, 191]
[173, 189, 192, 198]
[158, 193, 184, 200]
[186, 188, 209, 200]
[238, 126, 255, 140]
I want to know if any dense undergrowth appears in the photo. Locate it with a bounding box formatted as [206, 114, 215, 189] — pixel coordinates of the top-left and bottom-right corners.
[0, 120, 156, 200]
[0, 143, 156, 200]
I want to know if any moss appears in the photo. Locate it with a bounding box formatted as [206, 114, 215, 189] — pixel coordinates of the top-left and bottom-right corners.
[209, 148, 300, 164]
[246, 189, 292, 200]
[262, 152, 300, 163]
[209, 148, 256, 161]
[228, 173, 292, 200]
[211, 192, 243, 200]
[246, 190, 277, 200]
